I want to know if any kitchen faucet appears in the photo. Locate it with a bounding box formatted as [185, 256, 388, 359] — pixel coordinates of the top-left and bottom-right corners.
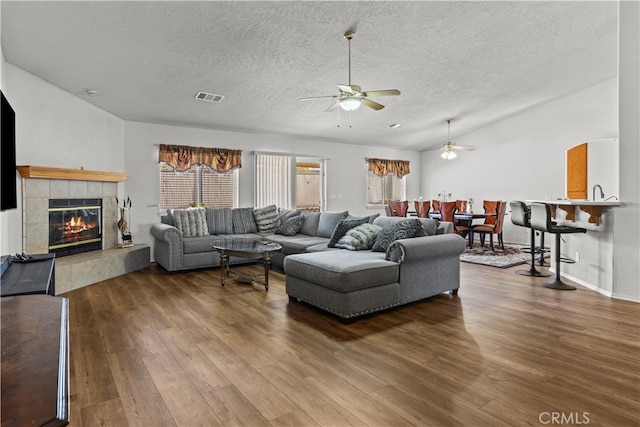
[592, 184, 604, 201]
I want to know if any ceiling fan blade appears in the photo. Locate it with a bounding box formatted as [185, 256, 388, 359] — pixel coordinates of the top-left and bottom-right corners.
[452, 145, 477, 151]
[337, 84, 361, 94]
[361, 98, 385, 110]
[361, 89, 401, 97]
[324, 101, 341, 112]
[299, 95, 338, 101]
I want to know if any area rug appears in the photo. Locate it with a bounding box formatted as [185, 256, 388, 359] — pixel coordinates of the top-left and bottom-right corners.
[460, 243, 530, 268]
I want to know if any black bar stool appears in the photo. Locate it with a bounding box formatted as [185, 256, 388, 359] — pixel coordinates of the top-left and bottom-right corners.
[529, 202, 586, 290]
[509, 201, 551, 277]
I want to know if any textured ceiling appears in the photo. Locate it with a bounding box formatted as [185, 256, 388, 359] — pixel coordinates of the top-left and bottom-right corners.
[1, 1, 618, 151]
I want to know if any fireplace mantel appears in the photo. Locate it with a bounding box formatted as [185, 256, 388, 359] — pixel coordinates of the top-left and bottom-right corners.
[17, 165, 129, 182]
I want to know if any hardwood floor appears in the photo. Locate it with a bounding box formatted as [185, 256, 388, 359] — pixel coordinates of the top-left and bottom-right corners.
[63, 261, 640, 426]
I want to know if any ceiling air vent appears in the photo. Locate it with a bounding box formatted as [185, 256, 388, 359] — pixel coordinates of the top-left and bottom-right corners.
[195, 91, 224, 103]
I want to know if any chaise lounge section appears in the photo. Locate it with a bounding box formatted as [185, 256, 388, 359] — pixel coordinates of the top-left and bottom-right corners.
[284, 216, 466, 319]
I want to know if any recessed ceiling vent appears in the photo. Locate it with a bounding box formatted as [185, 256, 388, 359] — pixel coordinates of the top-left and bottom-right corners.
[195, 91, 224, 103]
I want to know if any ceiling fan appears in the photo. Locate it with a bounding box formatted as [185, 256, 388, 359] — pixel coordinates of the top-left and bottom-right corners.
[437, 119, 476, 160]
[299, 31, 400, 112]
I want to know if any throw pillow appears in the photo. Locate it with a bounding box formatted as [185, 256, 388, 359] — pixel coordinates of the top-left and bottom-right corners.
[328, 218, 368, 247]
[173, 208, 208, 237]
[299, 211, 321, 236]
[335, 223, 382, 250]
[347, 213, 380, 224]
[413, 218, 439, 237]
[278, 208, 301, 224]
[232, 207, 258, 234]
[317, 211, 349, 238]
[371, 218, 423, 252]
[275, 215, 305, 236]
[206, 207, 233, 234]
[253, 204, 281, 233]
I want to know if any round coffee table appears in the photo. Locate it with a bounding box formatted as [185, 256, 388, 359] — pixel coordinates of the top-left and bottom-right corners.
[211, 239, 282, 290]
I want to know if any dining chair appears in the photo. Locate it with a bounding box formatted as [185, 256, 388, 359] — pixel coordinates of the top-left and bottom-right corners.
[414, 200, 431, 218]
[431, 200, 441, 215]
[453, 199, 471, 242]
[387, 200, 409, 217]
[471, 200, 507, 251]
[439, 201, 457, 223]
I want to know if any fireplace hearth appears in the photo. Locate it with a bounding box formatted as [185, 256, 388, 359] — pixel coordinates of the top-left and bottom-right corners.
[49, 198, 102, 257]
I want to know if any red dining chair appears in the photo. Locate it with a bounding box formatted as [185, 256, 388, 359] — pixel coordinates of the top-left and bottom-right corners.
[439, 201, 457, 223]
[414, 200, 431, 218]
[471, 200, 507, 251]
[468, 200, 500, 248]
[431, 200, 441, 215]
[387, 200, 409, 217]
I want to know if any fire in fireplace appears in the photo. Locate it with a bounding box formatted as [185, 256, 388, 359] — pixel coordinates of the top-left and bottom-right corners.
[49, 198, 102, 256]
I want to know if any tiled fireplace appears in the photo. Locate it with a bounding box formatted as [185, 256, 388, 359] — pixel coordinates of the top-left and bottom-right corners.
[17, 166, 150, 295]
[22, 176, 118, 254]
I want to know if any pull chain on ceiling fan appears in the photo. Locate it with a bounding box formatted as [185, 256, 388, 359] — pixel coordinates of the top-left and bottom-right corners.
[299, 31, 401, 113]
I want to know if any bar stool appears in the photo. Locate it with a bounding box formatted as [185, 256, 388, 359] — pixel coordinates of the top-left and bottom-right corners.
[509, 201, 551, 277]
[529, 202, 586, 290]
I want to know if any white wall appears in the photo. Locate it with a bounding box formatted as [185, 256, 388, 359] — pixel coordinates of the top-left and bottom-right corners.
[0, 62, 125, 255]
[124, 121, 422, 254]
[613, 0, 640, 302]
[421, 78, 626, 297]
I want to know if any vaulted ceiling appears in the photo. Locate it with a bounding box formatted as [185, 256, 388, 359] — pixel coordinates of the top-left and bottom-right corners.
[1, 1, 618, 151]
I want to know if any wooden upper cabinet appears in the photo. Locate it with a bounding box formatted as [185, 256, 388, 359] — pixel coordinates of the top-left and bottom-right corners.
[566, 142, 588, 200]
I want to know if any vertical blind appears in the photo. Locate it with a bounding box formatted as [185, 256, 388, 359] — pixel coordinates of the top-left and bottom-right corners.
[255, 154, 294, 209]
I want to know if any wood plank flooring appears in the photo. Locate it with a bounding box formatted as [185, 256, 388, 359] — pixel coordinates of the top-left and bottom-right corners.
[63, 261, 640, 426]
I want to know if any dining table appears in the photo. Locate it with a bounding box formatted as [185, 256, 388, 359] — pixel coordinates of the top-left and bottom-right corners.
[425, 212, 496, 241]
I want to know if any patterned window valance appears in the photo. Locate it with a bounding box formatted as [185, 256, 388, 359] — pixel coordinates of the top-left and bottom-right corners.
[367, 158, 410, 179]
[158, 144, 242, 173]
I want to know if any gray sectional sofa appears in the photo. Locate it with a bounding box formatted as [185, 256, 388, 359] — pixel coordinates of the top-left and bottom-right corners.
[150, 207, 465, 319]
[150, 207, 372, 271]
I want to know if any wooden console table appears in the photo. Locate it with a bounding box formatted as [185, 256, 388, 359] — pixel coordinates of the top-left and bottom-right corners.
[1, 295, 69, 427]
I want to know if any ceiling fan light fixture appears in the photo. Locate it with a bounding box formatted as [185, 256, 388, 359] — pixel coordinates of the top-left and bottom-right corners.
[441, 149, 457, 160]
[339, 97, 362, 111]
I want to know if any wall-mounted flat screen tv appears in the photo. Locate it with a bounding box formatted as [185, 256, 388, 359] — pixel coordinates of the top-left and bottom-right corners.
[1, 90, 18, 211]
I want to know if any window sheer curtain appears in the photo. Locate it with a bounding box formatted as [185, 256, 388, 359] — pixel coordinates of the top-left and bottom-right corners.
[255, 154, 294, 209]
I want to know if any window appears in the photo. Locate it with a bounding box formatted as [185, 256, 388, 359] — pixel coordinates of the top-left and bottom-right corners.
[366, 157, 409, 206]
[367, 171, 405, 206]
[158, 144, 241, 209]
[254, 153, 325, 211]
[160, 164, 238, 209]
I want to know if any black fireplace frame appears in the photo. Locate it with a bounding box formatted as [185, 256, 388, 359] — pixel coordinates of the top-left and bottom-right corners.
[48, 198, 103, 257]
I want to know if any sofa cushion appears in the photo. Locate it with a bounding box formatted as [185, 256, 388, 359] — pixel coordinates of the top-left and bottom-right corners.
[328, 217, 368, 247]
[254, 205, 281, 233]
[275, 215, 305, 236]
[299, 212, 321, 236]
[263, 234, 328, 255]
[372, 218, 423, 252]
[317, 211, 349, 238]
[173, 208, 208, 237]
[335, 223, 382, 251]
[232, 207, 258, 234]
[284, 251, 399, 292]
[206, 207, 233, 234]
